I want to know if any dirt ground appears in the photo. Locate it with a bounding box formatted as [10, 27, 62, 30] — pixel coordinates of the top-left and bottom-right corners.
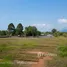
[32, 56, 52, 67]
[27, 51, 53, 67]
[14, 51, 55, 67]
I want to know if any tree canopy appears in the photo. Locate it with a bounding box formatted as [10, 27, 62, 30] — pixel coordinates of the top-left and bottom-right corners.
[52, 29, 57, 34]
[8, 23, 15, 36]
[0, 23, 67, 37]
[16, 23, 23, 36]
[25, 26, 41, 36]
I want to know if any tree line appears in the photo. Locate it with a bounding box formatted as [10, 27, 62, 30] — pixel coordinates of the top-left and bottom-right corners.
[0, 23, 41, 37]
[0, 23, 67, 37]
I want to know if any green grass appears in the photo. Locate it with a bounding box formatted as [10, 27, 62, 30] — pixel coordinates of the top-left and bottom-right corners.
[0, 64, 12, 67]
[0, 37, 67, 67]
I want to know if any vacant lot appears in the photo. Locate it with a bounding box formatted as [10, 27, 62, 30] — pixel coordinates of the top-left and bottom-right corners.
[0, 37, 67, 67]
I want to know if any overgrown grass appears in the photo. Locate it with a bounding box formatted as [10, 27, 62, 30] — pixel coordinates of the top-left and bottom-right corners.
[58, 45, 67, 57]
[47, 57, 67, 67]
[0, 37, 67, 67]
[0, 64, 12, 67]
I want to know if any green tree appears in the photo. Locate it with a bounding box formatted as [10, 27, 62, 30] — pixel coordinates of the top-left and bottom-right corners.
[37, 31, 41, 36]
[0, 30, 8, 36]
[16, 23, 23, 36]
[0, 30, 1, 36]
[53, 31, 60, 37]
[45, 32, 52, 36]
[8, 23, 15, 36]
[51, 29, 60, 37]
[1, 31, 6, 35]
[25, 26, 32, 36]
[25, 26, 38, 36]
[32, 26, 37, 36]
[52, 29, 57, 34]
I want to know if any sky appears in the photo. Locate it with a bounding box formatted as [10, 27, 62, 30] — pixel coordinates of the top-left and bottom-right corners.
[0, 0, 67, 31]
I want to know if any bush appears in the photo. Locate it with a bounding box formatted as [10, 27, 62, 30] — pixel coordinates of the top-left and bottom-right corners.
[63, 33, 67, 37]
[58, 45, 67, 57]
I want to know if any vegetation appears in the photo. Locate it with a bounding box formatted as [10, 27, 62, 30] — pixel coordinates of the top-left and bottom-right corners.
[16, 23, 23, 36]
[52, 28, 57, 34]
[47, 44, 67, 67]
[0, 23, 67, 37]
[24, 26, 41, 36]
[0, 23, 67, 67]
[8, 23, 15, 36]
[47, 57, 67, 67]
[0, 37, 67, 67]
[58, 45, 67, 57]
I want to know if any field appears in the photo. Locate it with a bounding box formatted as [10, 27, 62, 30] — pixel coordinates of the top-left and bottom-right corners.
[0, 37, 67, 67]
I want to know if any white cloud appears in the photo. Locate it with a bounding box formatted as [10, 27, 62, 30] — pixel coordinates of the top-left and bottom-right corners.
[18, 20, 23, 22]
[58, 18, 67, 23]
[32, 23, 46, 27]
[31, 23, 53, 31]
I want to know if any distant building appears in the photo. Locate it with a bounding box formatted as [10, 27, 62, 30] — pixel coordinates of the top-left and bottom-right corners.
[46, 34, 54, 37]
[41, 33, 44, 36]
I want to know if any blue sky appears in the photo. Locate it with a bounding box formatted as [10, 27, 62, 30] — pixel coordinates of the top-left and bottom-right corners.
[0, 0, 67, 31]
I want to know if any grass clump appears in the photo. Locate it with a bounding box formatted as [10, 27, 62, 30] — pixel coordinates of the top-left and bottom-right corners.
[58, 45, 67, 57]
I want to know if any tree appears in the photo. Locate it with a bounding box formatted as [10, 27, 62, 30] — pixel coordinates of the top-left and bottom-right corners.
[1, 31, 6, 35]
[44, 32, 52, 36]
[53, 31, 60, 37]
[25, 26, 33, 36]
[16, 23, 23, 36]
[51, 29, 60, 37]
[31, 26, 37, 36]
[52, 29, 57, 34]
[8, 23, 15, 36]
[0, 30, 8, 36]
[25, 26, 38, 36]
[37, 31, 41, 36]
[0, 30, 1, 36]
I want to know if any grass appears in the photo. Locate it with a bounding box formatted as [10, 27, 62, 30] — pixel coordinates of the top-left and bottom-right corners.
[47, 57, 67, 67]
[0, 64, 12, 67]
[0, 37, 67, 67]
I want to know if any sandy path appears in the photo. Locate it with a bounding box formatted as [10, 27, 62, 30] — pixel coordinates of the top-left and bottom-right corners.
[31, 56, 52, 67]
[28, 51, 53, 67]
[14, 51, 55, 67]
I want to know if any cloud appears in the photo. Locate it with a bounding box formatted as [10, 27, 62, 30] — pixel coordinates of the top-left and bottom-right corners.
[32, 23, 46, 27]
[58, 18, 67, 23]
[31, 23, 53, 31]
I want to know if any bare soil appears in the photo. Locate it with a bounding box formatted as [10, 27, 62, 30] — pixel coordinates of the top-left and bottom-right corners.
[27, 51, 53, 67]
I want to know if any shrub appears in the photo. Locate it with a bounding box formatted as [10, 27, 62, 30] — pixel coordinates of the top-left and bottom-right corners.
[58, 45, 67, 57]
